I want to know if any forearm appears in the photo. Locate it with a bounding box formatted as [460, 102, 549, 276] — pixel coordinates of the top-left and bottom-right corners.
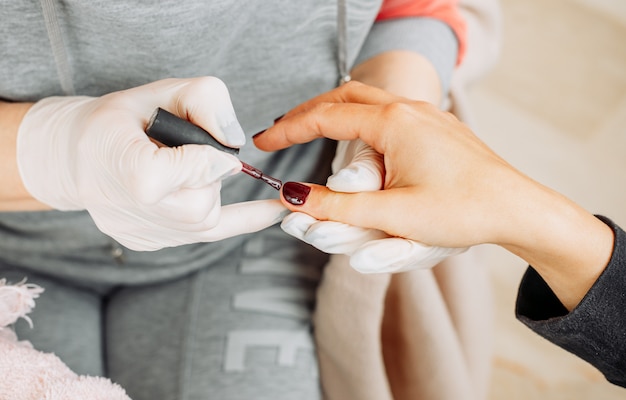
[0, 100, 48, 211]
[351, 50, 442, 104]
[351, 16, 459, 104]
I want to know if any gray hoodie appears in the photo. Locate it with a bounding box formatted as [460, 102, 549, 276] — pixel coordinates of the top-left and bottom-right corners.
[0, 0, 458, 285]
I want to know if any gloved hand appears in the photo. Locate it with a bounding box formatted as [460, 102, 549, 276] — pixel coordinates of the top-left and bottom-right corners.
[281, 138, 465, 273]
[17, 77, 286, 251]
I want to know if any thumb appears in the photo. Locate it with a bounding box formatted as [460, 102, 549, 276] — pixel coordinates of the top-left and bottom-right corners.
[175, 77, 246, 147]
[137, 77, 247, 147]
[198, 199, 289, 242]
[280, 182, 397, 235]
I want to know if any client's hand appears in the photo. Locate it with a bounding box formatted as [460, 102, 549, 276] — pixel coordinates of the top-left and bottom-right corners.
[254, 81, 536, 252]
[282, 137, 464, 273]
[255, 81, 615, 310]
[17, 77, 285, 251]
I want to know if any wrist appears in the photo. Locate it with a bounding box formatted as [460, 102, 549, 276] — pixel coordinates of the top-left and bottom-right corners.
[498, 178, 614, 310]
[0, 101, 49, 210]
[16, 96, 95, 210]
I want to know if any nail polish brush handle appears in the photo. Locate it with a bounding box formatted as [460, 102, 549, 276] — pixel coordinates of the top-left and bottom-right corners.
[145, 108, 282, 190]
[146, 108, 240, 155]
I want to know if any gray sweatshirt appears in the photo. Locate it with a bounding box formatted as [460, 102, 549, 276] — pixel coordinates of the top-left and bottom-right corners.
[0, 1, 458, 286]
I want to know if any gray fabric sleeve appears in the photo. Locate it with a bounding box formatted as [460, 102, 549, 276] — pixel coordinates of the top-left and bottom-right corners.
[516, 215, 626, 388]
[353, 17, 459, 95]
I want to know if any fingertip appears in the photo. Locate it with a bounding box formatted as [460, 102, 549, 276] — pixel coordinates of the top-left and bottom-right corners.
[178, 77, 246, 147]
[280, 181, 354, 224]
[279, 182, 337, 223]
[252, 129, 266, 140]
[252, 123, 293, 152]
[219, 117, 246, 147]
[280, 212, 318, 241]
[281, 181, 311, 206]
[251, 127, 271, 151]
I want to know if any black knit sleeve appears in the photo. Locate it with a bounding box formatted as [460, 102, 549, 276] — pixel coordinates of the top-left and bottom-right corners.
[515, 215, 626, 387]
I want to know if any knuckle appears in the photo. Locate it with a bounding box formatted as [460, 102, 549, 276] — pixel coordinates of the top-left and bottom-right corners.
[316, 191, 342, 222]
[380, 102, 414, 121]
[85, 98, 117, 124]
[341, 80, 364, 92]
[201, 204, 222, 228]
[189, 76, 228, 97]
[310, 101, 333, 114]
[174, 76, 230, 118]
[129, 175, 162, 205]
[178, 201, 216, 225]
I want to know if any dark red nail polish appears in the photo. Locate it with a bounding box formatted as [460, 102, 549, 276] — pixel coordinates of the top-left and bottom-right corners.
[252, 129, 266, 139]
[274, 114, 285, 124]
[282, 182, 310, 206]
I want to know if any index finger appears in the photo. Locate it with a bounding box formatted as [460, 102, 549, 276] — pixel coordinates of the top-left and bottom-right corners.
[253, 101, 391, 153]
[254, 81, 414, 152]
[282, 80, 408, 118]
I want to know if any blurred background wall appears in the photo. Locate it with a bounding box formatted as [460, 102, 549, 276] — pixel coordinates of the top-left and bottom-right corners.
[467, 0, 626, 398]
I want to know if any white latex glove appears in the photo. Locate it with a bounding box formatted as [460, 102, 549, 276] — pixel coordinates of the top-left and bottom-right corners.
[17, 77, 286, 251]
[281, 139, 465, 273]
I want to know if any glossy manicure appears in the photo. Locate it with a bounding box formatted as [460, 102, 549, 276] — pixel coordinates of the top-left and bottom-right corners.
[282, 182, 311, 206]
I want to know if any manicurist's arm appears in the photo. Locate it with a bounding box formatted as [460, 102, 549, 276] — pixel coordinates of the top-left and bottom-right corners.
[0, 78, 285, 251]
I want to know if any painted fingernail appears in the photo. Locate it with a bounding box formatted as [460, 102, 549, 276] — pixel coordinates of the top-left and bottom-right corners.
[252, 129, 266, 139]
[282, 182, 311, 206]
[274, 114, 285, 124]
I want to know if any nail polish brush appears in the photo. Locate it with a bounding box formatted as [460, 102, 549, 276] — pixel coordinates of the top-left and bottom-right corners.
[145, 108, 282, 190]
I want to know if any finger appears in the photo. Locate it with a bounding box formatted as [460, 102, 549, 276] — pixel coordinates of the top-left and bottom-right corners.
[124, 200, 286, 246]
[330, 140, 354, 172]
[280, 212, 319, 242]
[279, 182, 415, 241]
[254, 81, 413, 152]
[198, 199, 288, 241]
[126, 143, 241, 205]
[331, 138, 379, 173]
[173, 77, 247, 147]
[154, 184, 222, 224]
[91, 184, 224, 243]
[280, 81, 406, 119]
[327, 140, 383, 193]
[326, 159, 383, 193]
[350, 238, 467, 274]
[281, 212, 388, 254]
[254, 102, 392, 152]
[300, 221, 388, 254]
[131, 77, 246, 147]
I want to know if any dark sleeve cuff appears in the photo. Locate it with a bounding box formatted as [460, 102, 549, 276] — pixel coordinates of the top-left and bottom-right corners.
[353, 17, 458, 95]
[515, 215, 626, 387]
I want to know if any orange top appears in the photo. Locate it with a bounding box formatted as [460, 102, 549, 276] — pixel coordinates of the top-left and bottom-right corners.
[376, 0, 467, 65]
